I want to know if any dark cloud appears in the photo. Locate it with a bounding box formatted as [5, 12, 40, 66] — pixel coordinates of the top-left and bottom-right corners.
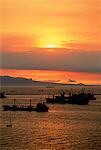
[0, 49, 101, 73]
[68, 79, 77, 83]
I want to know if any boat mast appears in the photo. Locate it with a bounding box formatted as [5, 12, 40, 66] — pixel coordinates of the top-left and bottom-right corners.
[30, 99, 32, 106]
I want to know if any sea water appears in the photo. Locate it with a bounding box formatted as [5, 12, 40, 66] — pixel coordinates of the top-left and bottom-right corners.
[0, 87, 101, 150]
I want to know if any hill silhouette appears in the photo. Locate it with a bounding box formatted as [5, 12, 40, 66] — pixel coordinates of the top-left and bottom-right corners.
[0, 76, 86, 86]
[0, 76, 66, 86]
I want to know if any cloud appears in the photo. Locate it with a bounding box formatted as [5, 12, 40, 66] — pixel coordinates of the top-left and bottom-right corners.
[0, 34, 37, 51]
[0, 49, 101, 73]
[62, 41, 101, 51]
[68, 79, 76, 83]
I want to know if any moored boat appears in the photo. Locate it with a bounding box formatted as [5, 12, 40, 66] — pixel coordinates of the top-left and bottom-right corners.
[46, 90, 96, 105]
[3, 101, 49, 112]
[0, 92, 6, 98]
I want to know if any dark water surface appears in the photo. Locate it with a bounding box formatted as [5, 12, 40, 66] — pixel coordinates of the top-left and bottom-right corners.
[0, 94, 101, 150]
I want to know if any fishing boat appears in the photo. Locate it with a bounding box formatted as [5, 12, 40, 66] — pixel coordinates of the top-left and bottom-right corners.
[0, 92, 6, 98]
[3, 100, 49, 112]
[46, 90, 96, 105]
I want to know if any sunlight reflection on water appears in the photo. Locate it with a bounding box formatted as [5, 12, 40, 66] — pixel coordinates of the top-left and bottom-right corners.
[0, 94, 101, 150]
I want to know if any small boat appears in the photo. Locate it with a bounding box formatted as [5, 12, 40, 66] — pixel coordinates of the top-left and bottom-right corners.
[0, 92, 6, 98]
[7, 117, 12, 127]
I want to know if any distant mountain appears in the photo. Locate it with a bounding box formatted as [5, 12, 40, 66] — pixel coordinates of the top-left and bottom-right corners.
[0, 76, 67, 86]
[0, 76, 86, 86]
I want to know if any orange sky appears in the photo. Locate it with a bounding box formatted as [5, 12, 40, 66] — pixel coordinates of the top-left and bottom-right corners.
[0, 0, 100, 51]
[0, 0, 101, 84]
[0, 69, 101, 85]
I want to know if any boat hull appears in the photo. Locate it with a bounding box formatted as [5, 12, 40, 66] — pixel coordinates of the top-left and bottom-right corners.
[3, 103, 49, 112]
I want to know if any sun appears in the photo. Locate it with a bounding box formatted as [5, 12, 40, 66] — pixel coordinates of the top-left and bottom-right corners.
[45, 44, 58, 52]
[45, 44, 58, 48]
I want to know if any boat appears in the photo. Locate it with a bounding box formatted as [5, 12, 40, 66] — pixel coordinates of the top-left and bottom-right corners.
[66, 93, 89, 105]
[7, 117, 12, 127]
[3, 100, 49, 112]
[46, 90, 96, 105]
[35, 102, 49, 112]
[0, 92, 6, 98]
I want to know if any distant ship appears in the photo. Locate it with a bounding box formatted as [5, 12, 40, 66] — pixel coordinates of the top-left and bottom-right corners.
[46, 90, 96, 105]
[3, 101, 49, 112]
[0, 92, 6, 98]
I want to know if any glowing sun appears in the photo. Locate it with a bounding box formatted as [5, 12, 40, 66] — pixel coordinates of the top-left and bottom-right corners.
[45, 44, 58, 48]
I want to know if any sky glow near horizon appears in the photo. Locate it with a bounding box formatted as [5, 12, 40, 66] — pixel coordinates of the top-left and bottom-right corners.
[0, 0, 101, 84]
[0, 69, 101, 85]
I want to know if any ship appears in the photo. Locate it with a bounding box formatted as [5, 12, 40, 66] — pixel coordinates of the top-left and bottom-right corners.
[46, 90, 96, 105]
[0, 92, 6, 98]
[3, 101, 49, 112]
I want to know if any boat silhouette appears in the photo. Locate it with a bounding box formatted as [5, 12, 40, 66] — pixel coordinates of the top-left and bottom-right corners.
[0, 92, 6, 98]
[3, 100, 49, 112]
[46, 90, 96, 105]
[7, 116, 12, 127]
